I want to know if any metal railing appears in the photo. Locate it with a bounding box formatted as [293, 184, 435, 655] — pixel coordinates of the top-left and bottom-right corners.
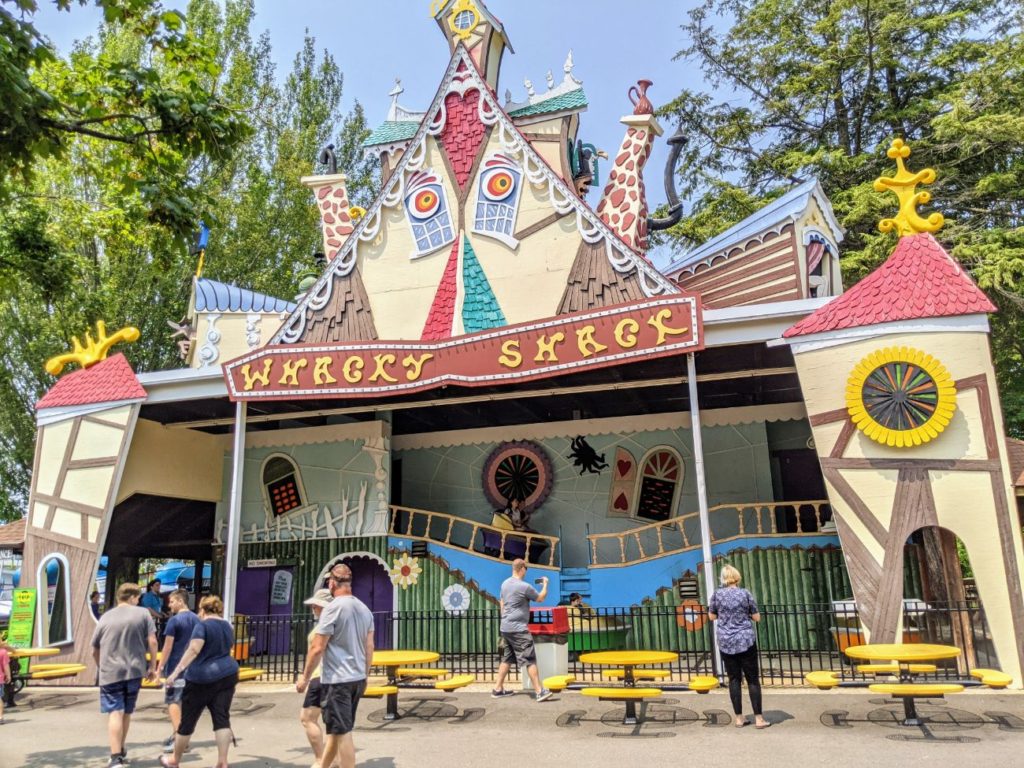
[389, 504, 560, 567]
[587, 500, 833, 566]
[234, 600, 994, 685]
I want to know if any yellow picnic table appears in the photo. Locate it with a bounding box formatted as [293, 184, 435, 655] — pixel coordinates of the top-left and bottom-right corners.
[578, 650, 678, 725]
[370, 650, 441, 721]
[5, 647, 78, 707]
[844, 643, 962, 725]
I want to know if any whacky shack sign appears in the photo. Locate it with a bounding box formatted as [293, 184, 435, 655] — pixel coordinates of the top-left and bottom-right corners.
[223, 296, 702, 401]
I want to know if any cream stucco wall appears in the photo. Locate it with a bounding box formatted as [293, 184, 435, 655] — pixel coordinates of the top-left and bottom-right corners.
[117, 419, 226, 504]
[190, 310, 288, 370]
[792, 327, 1024, 684]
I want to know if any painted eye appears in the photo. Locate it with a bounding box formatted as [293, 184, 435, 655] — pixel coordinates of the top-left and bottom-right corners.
[409, 186, 441, 219]
[483, 169, 516, 201]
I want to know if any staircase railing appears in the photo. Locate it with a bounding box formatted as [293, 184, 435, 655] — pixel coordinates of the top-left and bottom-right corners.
[587, 500, 832, 567]
[389, 504, 560, 568]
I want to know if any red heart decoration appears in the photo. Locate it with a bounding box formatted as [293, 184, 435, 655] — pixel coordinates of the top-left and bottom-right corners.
[617, 459, 632, 477]
[614, 492, 629, 511]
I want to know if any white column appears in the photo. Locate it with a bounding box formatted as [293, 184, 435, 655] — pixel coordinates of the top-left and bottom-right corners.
[687, 353, 722, 673]
[223, 401, 247, 620]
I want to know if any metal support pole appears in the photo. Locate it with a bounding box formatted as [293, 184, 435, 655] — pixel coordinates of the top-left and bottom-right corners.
[687, 353, 722, 675]
[224, 401, 247, 620]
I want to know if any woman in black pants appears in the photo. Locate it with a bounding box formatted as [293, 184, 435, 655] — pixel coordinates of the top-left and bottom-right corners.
[161, 595, 240, 767]
[708, 565, 769, 728]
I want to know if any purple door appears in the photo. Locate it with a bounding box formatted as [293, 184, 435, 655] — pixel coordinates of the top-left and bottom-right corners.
[235, 567, 294, 656]
[340, 555, 393, 649]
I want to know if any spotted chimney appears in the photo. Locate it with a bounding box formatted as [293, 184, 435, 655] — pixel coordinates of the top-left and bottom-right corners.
[301, 173, 355, 262]
[595, 80, 663, 253]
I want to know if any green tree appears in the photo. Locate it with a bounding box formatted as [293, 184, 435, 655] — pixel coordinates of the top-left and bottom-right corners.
[663, 0, 1024, 431]
[0, 0, 377, 520]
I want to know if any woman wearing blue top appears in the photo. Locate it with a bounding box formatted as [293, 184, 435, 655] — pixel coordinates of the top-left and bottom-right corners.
[161, 595, 240, 768]
[708, 565, 769, 729]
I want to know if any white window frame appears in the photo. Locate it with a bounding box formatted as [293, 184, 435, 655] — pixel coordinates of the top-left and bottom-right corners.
[37, 552, 74, 647]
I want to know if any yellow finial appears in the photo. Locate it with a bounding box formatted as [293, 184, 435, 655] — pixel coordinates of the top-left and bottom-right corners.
[873, 138, 944, 236]
[45, 321, 141, 376]
[349, 205, 367, 222]
[430, 0, 444, 16]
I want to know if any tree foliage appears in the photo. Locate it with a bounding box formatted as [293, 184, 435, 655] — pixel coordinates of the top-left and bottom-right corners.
[0, 0, 377, 520]
[662, 0, 1024, 433]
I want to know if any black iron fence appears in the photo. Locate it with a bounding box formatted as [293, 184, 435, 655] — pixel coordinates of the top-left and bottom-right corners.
[232, 600, 996, 685]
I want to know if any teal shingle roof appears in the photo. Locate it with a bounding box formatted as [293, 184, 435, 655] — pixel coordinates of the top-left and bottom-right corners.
[507, 88, 588, 119]
[363, 120, 420, 147]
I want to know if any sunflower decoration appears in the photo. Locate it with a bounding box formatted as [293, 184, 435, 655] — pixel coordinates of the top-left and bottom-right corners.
[845, 346, 957, 448]
[389, 553, 423, 590]
[441, 583, 471, 615]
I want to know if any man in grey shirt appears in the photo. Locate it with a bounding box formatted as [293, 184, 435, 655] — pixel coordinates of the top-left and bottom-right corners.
[297, 563, 374, 768]
[492, 558, 552, 701]
[91, 582, 159, 768]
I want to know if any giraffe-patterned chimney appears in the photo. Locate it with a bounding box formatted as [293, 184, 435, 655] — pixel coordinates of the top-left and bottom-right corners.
[596, 80, 663, 253]
[301, 173, 355, 262]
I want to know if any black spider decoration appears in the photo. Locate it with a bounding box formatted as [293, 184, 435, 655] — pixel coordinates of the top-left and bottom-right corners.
[568, 436, 608, 475]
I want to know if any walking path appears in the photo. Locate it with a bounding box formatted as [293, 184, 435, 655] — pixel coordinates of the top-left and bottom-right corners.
[3, 684, 1023, 767]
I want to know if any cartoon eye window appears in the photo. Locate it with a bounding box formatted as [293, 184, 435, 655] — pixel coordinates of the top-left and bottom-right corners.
[473, 154, 523, 248]
[404, 169, 455, 258]
[454, 9, 475, 29]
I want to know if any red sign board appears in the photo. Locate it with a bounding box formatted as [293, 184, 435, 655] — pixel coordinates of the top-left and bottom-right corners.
[223, 296, 703, 401]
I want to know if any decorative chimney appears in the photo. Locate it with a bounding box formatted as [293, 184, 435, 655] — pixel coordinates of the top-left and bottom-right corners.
[301, 172, 354, 262]
[595, 80, 663, 253]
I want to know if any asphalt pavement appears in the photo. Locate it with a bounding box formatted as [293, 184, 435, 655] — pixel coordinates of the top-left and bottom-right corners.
[2, 683, 1024, 767]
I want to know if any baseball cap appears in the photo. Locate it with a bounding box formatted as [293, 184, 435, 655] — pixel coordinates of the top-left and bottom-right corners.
[303, 588, 333, 608]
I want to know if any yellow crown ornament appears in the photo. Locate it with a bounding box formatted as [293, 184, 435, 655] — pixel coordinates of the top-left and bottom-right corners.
[873, 138, 944, 236]
[45, 320, 140, 376]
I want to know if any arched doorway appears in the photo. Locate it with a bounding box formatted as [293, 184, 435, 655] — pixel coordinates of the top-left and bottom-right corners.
[317, 552, 394, 649]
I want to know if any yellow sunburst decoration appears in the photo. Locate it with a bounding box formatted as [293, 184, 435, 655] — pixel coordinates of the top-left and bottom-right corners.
[845, 346, 957, 448]
[873, 138, 944, 236]
[446, 0, 480, 40]
[389, 553, 423, 590]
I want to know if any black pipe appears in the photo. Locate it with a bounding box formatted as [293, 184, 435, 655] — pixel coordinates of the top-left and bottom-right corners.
[648, 124, 687, 231]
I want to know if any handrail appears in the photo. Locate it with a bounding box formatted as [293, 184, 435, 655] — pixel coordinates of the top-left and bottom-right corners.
[587, 500, 833, 566]
[388, 504, 560, 568]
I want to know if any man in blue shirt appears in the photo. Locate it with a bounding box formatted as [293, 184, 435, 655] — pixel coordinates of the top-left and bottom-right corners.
[157, 590, 199, 753]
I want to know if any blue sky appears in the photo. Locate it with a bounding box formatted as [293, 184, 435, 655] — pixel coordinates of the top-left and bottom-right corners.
[32, 1, 717, 262]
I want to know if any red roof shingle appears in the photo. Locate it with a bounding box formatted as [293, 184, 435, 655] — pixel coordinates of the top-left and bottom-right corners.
[784, 233, 996, 338]
[421, 240, 461, 340]
[36, 353, 146, 410]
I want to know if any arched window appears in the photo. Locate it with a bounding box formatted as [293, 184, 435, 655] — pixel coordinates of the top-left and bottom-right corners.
[261, 454, 306, 517]
[634, 448, 684, 522]
[38, 553, 73, 646]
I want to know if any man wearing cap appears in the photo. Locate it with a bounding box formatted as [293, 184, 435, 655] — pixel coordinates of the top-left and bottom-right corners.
[296, 564, 374, 768]
[298, 588, 333, 768]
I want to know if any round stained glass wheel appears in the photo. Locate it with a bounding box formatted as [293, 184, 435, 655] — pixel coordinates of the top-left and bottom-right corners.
[482, 441, 553, 512]
[846, 347, 957, 448]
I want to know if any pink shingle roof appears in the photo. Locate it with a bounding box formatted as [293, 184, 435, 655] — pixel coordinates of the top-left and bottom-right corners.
[36, 353, 146, 410]
[784, 233, 996, 338]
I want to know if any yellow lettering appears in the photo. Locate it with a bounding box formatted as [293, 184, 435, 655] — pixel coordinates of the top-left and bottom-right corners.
[369, 354, 398, 383]
[533, 332, 565, 363]
[402, 352, 434, 381]
[575, 325, 608, 358]
[614, 318, 639, 348]
[312, 356, 337, 385]
[498, 339, 522, 368]
[343, 356, 364, 383]
[277, 357, 308, 386]
[240, 359, 273, 391]
[647, 308, 690, 345]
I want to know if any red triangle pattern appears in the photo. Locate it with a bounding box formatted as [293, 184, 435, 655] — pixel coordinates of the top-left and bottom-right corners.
[421, 239, 461, 340]
[784, 233, 996, 338]
[438, 89, 489, 189]
[36, 353, 146, 409]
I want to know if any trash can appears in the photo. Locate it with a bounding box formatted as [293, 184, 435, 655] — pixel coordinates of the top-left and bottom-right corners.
[523, 606, 569, 690]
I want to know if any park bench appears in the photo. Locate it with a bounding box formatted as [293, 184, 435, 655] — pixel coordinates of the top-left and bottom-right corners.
[23, 663, 87, 681]
[970, 668, 1013, 689]
[580, 686, 663, 725]
[434, 674, 475, 691]
[542, 674, 575, 691]
[868, 682, 965, 726]
[805, 670, 841, 689]
[857, 663, 936, 675]
[363, 685, 400, 698]
[685, 675, 719, 693]
[396, 667, 450, 679]
[602, 668, 671, 681]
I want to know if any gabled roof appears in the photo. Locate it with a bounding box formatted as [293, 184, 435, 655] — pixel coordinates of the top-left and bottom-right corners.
[36, 353, 146, 410]
[664, 178, 843, 275]
[507, 87, 588, 119]
[270, 44, 677, 346]
[0, 517, 25, 548]
[364, 120, 421, 148]
[783, 233, 996, 338]
[194, 278, 296, 314]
